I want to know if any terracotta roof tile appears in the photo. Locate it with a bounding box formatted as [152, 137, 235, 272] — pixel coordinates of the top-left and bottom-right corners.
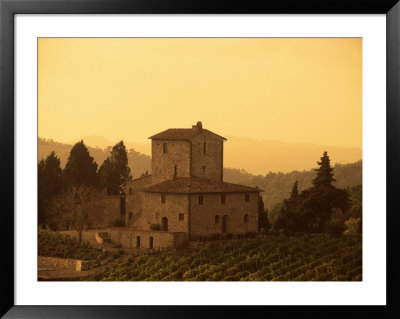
[148, 129, 226, 141]
[143, 177, 261, 194]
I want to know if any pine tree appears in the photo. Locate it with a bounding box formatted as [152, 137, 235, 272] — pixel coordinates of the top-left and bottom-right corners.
[257, 195, 270, 231]
[63, 140, 99, 187]
[110, 141, 131, 194]
[312, 151, 336, 188]
[98, 141, 132, 215]
[38, 151, 63, 225]
[305, 151, 350, 232]
[99, 141, 131, 196]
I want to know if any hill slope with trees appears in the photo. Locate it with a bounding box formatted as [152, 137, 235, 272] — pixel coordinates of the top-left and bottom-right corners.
[39, 138, 151, 179]
[224, 160, 361, 211]
[39, 138, 361, 211]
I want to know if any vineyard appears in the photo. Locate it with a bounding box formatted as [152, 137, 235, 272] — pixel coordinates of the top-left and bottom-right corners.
[87, 234, 362, 281]
[39, 228, 103, 261]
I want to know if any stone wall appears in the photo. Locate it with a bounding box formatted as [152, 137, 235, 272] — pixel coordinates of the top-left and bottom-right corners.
[38, 256, 95, 271]
[191, 131, 224, 182]
[189, 192, 258, 238]
[108, 228, 187, 249]
[140, 193, 189, 232]
[126, 175, 152, 228]
[151, 139, 191, 184]
[86, 195, 121, 229]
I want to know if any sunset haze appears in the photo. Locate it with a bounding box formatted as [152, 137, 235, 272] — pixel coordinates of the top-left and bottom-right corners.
[38, 38, 362, 172]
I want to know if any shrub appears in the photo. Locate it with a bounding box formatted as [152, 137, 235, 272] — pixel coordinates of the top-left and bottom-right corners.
[325, 218, 345, 236]
[245, 232, 256, 239]
[343, 217, 361, 236]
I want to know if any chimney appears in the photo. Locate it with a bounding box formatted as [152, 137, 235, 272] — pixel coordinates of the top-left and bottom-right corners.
[192, 121, 203, 132]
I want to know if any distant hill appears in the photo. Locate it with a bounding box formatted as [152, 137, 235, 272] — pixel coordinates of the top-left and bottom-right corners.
[39, 138, 362, 209]
[68, 135, 151, 156]
[38, 138, 151, 179]
[224, 136, 362, 175]
[224, 160, 362, 210]
[64, 135, 361, 175]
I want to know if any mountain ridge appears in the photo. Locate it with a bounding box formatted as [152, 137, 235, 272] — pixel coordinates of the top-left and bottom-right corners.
[46, 134, 361, 175]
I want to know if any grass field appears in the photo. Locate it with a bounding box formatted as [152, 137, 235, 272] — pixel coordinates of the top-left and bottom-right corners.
[87, 234, 362, 281]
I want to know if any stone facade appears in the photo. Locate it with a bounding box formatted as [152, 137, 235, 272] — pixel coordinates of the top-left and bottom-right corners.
[125, 175, 152, 228]
[151, 140, 191, 184]
[141, 193, 189, 233]
[190, 131, 223, 182]
[122, 122, 262, 248]
[109, 228, 187, 249]
[189, 192, 258, 239]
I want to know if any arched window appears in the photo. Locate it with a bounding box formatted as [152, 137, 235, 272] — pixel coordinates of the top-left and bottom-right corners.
[244, 214, 249, 223]
[215, 215, 220, 224]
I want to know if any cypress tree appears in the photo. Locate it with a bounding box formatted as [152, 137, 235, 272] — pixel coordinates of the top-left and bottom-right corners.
[64, 140, 98, 187]
[290, 180, 299, 199]
[98, 141, 132, 215]
[38, 151, 63, 225]
[312, 151, 336, 189]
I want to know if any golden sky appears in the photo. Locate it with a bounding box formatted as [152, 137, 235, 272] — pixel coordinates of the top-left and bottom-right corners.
[38, 38, 362, 148]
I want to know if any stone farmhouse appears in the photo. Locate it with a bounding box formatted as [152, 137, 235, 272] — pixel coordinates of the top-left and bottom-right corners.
[109, 122, 261, 250]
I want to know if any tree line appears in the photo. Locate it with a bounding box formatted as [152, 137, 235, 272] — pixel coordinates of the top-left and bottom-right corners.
[257, 152, 362, 236]
[38, 140, 131, 242]
[224, 160, 362, 211]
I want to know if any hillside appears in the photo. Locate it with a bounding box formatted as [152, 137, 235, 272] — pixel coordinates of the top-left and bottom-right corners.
[68, 135, 151, 156]
[38, 138, 151, 179]
[224, 136, 361, 174]
[39, 138, 361, 208]
[224, 160, 362, 210]
[54, 134, 361, 175]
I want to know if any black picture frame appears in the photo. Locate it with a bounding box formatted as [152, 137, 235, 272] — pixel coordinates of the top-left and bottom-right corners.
[1, 0, 399, 318]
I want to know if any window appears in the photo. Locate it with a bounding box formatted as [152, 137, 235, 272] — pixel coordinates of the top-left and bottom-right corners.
[129, 188, 133, 195]
[244, 215, 249, 223]
[215, 215, 220, 224]
[203, 142, 206, 154]
[221, 194, 226, 204]
[136, 236, 141, 247]
[202, 166, 206, 173]
[245, 194, 250, 202]
[163, 143, 167, 153]
[179, 213, 184, 221]
[149, 237, 153, 249]
[128, 212, 133, 220]
[161, 194, 166, 203]
[199, 195, 204, 205]
[162, 217, 168, 231]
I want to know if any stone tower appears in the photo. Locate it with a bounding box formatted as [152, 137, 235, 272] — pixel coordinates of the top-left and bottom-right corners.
[148, 121, 226, 185]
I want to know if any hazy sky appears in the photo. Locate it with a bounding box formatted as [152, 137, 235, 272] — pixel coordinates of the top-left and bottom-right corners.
[38, 38, 362, 148]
